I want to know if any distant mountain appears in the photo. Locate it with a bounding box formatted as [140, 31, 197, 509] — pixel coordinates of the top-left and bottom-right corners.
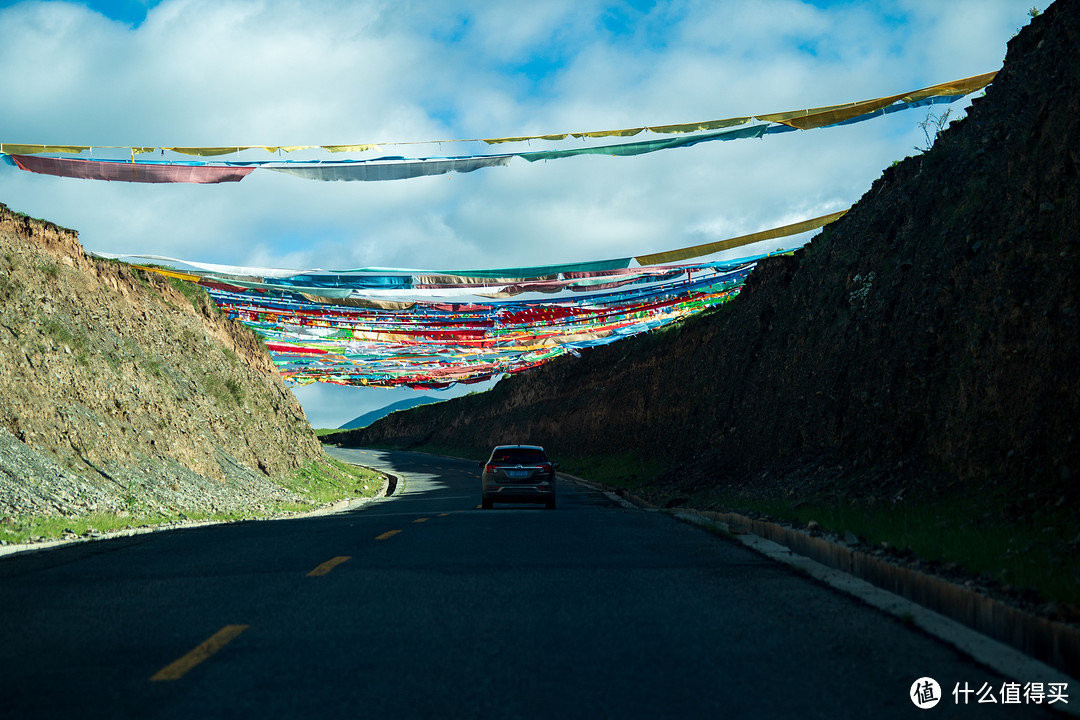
[339, 396, 442, 429]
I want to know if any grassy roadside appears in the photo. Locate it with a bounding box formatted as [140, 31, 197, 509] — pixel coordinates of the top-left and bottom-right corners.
[558, 451, 670, 491]
[271, 454, 384, 511]
[0, 454, 384, 546]
[707, 492, 1079, 608]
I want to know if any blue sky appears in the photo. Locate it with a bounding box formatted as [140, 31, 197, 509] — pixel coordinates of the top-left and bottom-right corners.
[0, 0, 1048, 427]
[72, 0, 159, 24]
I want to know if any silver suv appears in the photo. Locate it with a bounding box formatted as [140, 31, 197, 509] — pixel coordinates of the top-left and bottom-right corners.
[479, 445, 558, 510]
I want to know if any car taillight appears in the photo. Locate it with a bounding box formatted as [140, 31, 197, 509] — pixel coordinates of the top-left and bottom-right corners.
[484, 463, 498, 474]
[539, 462, 553, 475]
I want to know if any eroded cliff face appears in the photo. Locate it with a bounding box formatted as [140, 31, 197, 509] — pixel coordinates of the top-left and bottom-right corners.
[333, 0, 1079, 511]
[0, 203, 324, 518]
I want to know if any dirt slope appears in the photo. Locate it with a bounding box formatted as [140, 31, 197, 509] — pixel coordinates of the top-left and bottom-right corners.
[331, 0, 1079, 516]
[0, 203, 324, 520]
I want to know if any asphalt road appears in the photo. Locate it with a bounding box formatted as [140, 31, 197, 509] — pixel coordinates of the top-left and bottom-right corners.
[0, 448, 1062, 718]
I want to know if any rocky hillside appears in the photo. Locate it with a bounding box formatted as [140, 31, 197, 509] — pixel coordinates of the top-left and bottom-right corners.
[330, 0, 1079, 517]
[0, 202, 326, 521]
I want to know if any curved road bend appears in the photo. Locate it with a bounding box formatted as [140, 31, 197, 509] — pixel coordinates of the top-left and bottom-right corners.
[0, 448, 1057, 718]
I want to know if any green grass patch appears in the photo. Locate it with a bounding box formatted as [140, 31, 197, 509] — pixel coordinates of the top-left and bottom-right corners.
[144, 356, 163, 378]
[0, 455, 387, 545]
[167, 276, 209, 310]
[0, 510, 245, 545]
[273, 455, 385, 509]
[40, 317, 87, 353]
[13, 210, 53, 224]
[132, 268, 154, 293]
[559, 451, 668, 490]
[0, 272, 15, 301]
[201, 374, 240, 406]
[716, 493, 1079, 606]
[225, 377, 245, 404]
[36, 261, 60, 278]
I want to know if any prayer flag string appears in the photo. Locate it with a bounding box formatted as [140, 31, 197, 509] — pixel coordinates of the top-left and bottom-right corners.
[0, 71, 995, 184]
[113, 211, 844, 388]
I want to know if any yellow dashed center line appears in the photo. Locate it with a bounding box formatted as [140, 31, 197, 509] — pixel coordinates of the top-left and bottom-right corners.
[413, 517, 428, 523]
[376, 529, 402, 540]
[150, 624, 249, 682]
[307, 556, 351, 577]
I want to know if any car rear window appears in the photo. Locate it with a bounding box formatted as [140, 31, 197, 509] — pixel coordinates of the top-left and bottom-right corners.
[491, 448, 547, 464]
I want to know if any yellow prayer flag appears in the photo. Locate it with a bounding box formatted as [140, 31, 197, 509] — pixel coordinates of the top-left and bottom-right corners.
[646, 117, 752, 134]
[569, 127, 645, 140]
[166, 147, 252, 157]
[757, 71, 997, 131]
[131, 265, 203, 283]
[261, 146, 315, 153]
[900, 70, 997, 103]
[483, 134, 570, 145]
[1, 144, 90, 154]
[635, 210, 848, 265]
[759, 99, 898, 130]
[322, 144, 380, 153]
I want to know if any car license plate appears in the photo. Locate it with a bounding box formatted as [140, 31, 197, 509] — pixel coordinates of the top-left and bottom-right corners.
[507, 470, 529, 478]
